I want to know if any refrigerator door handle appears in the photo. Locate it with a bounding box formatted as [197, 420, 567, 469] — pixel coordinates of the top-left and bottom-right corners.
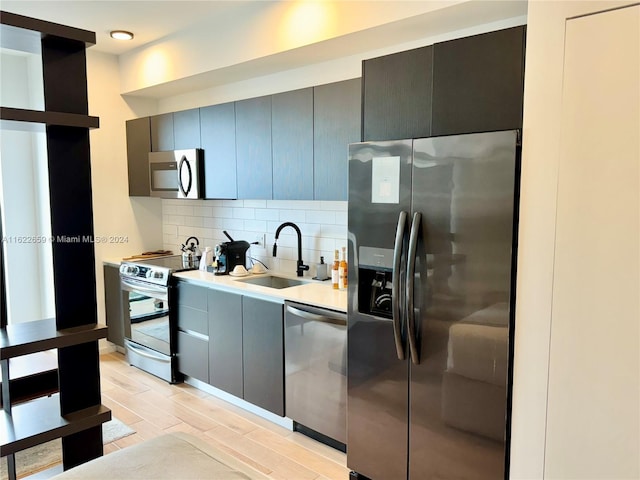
[406, 211, 421, 365]
[392, 210, 408, 360]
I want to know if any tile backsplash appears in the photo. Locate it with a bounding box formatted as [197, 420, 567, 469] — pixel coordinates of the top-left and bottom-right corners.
[162, 199, 347, 277]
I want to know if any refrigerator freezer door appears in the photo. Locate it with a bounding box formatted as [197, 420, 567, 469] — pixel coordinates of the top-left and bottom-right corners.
[347, 140, 412, 480]
[409, 130, 518, 479]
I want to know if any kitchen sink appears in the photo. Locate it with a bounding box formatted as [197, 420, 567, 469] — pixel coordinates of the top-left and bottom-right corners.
[237, 275, 306, 289]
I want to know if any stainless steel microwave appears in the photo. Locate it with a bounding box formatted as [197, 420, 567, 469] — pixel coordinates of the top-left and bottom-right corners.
[149, 149, 204, 199]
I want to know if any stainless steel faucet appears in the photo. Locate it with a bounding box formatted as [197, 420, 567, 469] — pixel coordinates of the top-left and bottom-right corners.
[272, 222, 309, 277]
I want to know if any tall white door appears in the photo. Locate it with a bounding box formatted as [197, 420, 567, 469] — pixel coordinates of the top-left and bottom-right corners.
[545, 4, 639, 478]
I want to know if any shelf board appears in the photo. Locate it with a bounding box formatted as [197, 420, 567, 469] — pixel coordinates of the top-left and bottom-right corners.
[0, 11, 96, 46]
[0, 393, 111, 455]
[0, 319, 107, 360]
[0, 107, 99, 129]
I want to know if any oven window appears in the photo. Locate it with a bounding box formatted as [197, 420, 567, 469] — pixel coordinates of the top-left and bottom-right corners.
[151, 169, 177, 191]
[128, 291, 170, 356]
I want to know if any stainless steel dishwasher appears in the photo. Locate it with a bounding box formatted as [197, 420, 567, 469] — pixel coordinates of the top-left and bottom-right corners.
[284, 301, 347, 450]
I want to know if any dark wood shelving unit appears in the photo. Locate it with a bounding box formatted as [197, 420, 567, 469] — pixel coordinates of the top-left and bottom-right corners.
[0, 107, 100, 129]
[0, 319, 107, 360]
[0, 393, 111, 456]
[0, 10, 110, 480]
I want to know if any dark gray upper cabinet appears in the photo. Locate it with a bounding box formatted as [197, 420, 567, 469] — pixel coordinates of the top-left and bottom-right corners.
[271, 88, 314, 200]
[242, 297, 284, 416]
[173, 108, 201, 149]
[200, 102, 237, 199]
[362, 45, 433, 141]
[431, 26, 526, 136]
[235, 96, 272, 199]
[125, 116, 151, 196]
[150, 112, 174, 151]
[314, 79, 361, 200]
[208, 289, 243, 398]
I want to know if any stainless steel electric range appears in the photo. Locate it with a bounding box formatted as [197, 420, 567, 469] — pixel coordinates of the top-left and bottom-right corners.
[119, 255, 194, 383]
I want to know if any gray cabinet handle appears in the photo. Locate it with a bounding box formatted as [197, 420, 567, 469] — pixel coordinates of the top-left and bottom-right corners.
[285, 305, 346, 327]
[392, 211, 408, 360]
[406, 211, 421, 365]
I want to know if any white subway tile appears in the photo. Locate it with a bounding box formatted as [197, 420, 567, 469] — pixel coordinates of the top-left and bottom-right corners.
[163, 224, 178, 236]
[214, 207, 234, 218]
[184, 216, 204, 227]
[319, 201, 348, 211]
[168, 215, 185, 226]
[255, 209, 280, 221]
[233, 208, 255, 220]
[306, 210, 336, 225]
[193, 206, 213, 217]
[278, 210, 305, 223]
[321, 224, 348, 239]
[243, 200, 267, 208]
[244, 220, 267, 232]
[335, 211, 347, 225]
[223, 199, 241, 207]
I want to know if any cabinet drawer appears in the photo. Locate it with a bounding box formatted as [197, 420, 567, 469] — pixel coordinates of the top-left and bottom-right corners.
[176, 283, 208, 311]
[177, 331, 208, 381]
[177, 304, 208, 336]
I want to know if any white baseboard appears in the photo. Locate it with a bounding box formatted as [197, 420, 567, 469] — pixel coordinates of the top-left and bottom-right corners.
[184, 376, 294, 431]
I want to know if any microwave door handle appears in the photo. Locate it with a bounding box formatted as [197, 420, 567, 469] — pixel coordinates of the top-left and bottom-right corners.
[178, 155, 192, 197]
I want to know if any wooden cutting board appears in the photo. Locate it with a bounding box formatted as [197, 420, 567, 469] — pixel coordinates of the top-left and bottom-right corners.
[122, 250, 174, 261]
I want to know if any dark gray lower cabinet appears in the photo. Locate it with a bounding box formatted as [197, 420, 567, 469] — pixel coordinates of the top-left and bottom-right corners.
[177, 331, 208, 381]
[175, 283, 208, 382]
[242, 297, 284, 416]
[208, 289, 243, 398]
[175, 283, 286, 417]
[103, 264, 124, 348]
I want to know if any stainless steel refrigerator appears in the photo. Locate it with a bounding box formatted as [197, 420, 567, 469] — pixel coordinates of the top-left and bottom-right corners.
[347, 130, 519, 480]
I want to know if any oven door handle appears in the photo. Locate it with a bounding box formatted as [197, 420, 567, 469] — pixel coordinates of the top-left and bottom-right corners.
[126, 341, 171, 362]
[120, 277, 168, 298]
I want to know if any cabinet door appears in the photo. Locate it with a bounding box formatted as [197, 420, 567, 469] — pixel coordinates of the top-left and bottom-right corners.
[103, 265, 124, 347]
[173, 108, 200, 149]
[362, 45, 433, 141]
[272, 88, 313, 200]
[242, 297, 284, 416]
[125, 117, 151, 196]
[235, 96, 272, 199]
[176, 282, 208, 335]
[431, 26, 525, 136]
[208, 289, 243, 398]
[177, 331, 209, 381]
[200, 103, 237, 199]
[314, 79, 361, 200]
[150, 113, 174, 151]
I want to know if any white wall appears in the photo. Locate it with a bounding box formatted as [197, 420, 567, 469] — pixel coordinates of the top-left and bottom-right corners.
[0, 50, 53, 324]
[511, 1, 638, 478]
[86, 50, 163, 336]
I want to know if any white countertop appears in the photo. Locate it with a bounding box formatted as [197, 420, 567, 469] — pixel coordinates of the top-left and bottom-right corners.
[173, 270, 347, 313]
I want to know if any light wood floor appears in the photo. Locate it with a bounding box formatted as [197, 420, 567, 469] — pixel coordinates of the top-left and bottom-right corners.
[99, 352, 349, 480]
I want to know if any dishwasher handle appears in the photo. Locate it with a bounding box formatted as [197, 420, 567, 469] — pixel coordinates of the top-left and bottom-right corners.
[285, 305, 346, 327]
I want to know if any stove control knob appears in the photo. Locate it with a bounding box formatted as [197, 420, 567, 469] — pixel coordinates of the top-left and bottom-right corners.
[155, 271, 164, 280]
[126, 266, 139, 275]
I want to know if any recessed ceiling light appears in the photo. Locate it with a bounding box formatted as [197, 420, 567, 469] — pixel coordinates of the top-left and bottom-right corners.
[110, 30, 134, 41]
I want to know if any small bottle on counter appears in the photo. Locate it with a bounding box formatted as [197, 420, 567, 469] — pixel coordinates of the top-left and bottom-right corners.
[339, 246, 348, 290]
[332, 249, 340, 289]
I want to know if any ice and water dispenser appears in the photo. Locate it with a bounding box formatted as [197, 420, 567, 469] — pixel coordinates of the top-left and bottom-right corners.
[357, 247, 396, 319]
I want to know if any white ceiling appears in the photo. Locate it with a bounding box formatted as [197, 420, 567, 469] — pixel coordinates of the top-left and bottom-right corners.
[1, 1, 251, 55]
